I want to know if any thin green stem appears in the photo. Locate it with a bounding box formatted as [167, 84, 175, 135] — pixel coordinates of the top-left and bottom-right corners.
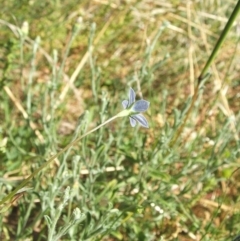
[0, 111, 126, 208]
[171, 1, 240, 147]
[198, 0, 240, 83]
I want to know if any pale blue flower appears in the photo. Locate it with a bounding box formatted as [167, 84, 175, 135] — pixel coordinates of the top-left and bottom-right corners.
[122, 88, 150, 128]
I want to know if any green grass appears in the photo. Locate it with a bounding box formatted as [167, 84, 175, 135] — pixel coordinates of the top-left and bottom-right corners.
[0, 1, 240, 240]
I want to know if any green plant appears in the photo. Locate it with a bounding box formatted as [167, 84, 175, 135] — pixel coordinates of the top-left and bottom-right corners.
[0, 1, 240, 240]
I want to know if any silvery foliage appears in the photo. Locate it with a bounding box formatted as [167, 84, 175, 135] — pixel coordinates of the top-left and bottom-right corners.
[122, 88, 150, 128]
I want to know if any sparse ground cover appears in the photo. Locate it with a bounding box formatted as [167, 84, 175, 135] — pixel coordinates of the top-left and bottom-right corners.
[0, 1, 240, 240]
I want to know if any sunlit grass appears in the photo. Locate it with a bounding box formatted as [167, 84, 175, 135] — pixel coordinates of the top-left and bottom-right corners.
[0, 1, 240, 240]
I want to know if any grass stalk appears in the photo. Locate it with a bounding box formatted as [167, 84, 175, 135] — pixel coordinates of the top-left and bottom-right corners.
[170, 0, 240, 147]
[198, 0, 240, 83]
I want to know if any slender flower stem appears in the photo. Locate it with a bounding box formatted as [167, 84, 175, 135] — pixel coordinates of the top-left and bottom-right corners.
[0, 111, 126, 208]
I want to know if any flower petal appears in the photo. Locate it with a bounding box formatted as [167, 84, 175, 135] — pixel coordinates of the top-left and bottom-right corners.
[122, 100, 128, 109]
[129, 88, 136, 106]
[131, 100, 150, 112]
[129, 117, 137, 127]
[131, 114, 149, 128]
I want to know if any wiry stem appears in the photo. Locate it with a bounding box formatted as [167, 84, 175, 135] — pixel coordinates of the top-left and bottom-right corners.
[198, 0, 240, 83]
[170, 1, 240, 147]
[0, 111, 126, 208]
